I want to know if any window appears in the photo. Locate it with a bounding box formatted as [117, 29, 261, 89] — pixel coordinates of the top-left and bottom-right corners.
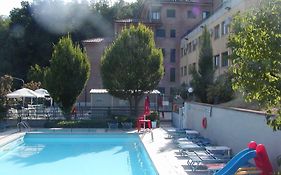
[192, 39, 197, 51]
[214, 55, 220, 68]
[221, 52, 229, 67]
[167, 9, 175, 18]
[188, 42, 192, 53]
[180, 67, 183, 77]
[161, 48, 165, 57]
[221, 21, 229, 35]
[188, 63, 196, 74]
[152, 11, 160, 20]
[170, 87, 176, 95]
[184, 66, 187, 76]
[187, 10, 196, 18]
[156, 29, 165, 37]
[158, 87, 165, 94]
[170, 68, 176, 82]
[198, 36, 202, 46]
[202, 11, 210, 19]
[181, 48, 184, 57]
[214, 24, 220, 39]
[170, 29, 176, 38]
[170, 49, 176, 63]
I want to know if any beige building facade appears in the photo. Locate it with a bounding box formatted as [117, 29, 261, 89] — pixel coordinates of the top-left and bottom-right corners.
[78, 0, 262, 105]
[180, 0, 262, 85]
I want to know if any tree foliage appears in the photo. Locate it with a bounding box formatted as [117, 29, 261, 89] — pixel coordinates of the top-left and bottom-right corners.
[228, 0, 281, 130]
[27, 64, 46, 86]
[207, 72, 234, 104]
[101, 24, 164, 117]
[0, 75, 13, 117]
[23, 81, 41, 91]
[0, 0, 141, 83]
[191, 26, 214, 103]
[45, 36, 90, 118]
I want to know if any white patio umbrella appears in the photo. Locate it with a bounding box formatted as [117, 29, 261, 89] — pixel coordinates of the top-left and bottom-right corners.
[6, 88, 44, 98]
[35, 88, 50, 98]
[6, 88, 44, 106]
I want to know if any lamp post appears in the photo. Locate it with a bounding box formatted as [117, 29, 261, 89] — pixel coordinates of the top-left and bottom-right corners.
[187, 87, 194, 101]
[12, 77, 24, 87]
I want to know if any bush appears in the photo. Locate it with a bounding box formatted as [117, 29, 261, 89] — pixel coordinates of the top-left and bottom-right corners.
[44, 119, 109, 128]
[207, 73, 234, 104]
[147, 111, 158, 121]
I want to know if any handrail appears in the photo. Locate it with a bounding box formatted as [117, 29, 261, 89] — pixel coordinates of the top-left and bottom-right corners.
[17, 121, 31, 132]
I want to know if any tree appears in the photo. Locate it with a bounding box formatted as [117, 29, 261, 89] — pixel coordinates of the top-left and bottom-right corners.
[23, 81, 41, 91]
[0, 16, 12, 75]
[190, 26, 214, 103]
[101, 24, 164, 117]
[27, 64, 46, 86]
[45, 36, 90, 119]
[228, 0, 281, 130]
[207, 72, 234, 104]
[0, 75, 13, 119]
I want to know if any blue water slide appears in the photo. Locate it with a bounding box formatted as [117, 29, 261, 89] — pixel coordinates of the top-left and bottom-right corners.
[214, 148, 256, 175]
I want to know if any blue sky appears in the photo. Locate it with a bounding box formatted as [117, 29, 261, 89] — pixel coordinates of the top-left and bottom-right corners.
[0, 0, 136, 16]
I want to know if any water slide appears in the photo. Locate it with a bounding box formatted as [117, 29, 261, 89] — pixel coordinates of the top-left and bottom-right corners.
[214, 148, 256, 175]
[215, 141, 273, 175]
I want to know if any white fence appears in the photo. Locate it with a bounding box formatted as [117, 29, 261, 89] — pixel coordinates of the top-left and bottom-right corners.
[173, 102, 281, 170]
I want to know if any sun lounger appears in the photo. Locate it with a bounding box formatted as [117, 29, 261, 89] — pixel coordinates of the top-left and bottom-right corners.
[165, 128, 189, 138]
[183, 150, 227, 172]
[235, 167, 261, 175]
[178, 142, 205, 154]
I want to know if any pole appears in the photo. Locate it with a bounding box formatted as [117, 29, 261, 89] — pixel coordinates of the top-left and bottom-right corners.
[12, 77, 24, 87]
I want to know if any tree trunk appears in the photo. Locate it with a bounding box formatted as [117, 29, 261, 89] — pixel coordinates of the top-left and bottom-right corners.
[134, 95, 143, 118]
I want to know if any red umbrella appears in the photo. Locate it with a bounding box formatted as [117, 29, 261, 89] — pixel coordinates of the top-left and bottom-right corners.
[137, 96, 151, 131]
[144, 96, 150, 116]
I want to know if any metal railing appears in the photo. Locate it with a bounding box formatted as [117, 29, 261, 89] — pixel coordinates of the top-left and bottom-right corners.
[17, 121, 31, 132]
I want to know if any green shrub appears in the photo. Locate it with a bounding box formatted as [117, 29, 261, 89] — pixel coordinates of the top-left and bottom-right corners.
[147, 111, 158, 121]
[207, 73, 234, 104]
[44, 119, 109, 128]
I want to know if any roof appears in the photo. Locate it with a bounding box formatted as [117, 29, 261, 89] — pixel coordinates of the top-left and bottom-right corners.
[115, 19, 140, 23]
[90, 89, 161, 94]
[82, 37, 113, 44]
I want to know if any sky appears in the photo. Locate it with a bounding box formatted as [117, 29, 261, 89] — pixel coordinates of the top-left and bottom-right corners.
[0, 0, 136, 16]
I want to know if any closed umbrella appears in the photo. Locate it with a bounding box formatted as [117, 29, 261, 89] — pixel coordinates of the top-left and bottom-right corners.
[144, 96, 150, 116]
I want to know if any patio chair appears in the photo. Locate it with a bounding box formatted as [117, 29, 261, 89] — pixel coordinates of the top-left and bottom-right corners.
[121, 122, 133, 130]
[107, 121, 119, 129]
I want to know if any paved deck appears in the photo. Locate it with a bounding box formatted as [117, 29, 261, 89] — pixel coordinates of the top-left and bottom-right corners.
[140, 127, 188, 175]
[0, 127, 190, 175]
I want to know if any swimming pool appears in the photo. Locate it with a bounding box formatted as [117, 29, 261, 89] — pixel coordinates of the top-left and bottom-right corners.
[0, 133, 158, 175]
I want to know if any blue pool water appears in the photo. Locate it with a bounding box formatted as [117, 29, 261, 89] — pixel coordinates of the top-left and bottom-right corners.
[0, 133, 158, 175]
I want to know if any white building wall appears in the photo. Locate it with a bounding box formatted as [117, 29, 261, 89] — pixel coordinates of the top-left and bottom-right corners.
[180, 102, 281, 170]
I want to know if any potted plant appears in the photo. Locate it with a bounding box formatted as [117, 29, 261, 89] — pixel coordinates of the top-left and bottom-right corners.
[147, 111, 158, 128]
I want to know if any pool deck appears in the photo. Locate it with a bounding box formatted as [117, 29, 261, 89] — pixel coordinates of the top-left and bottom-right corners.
[0, 127, 189, 175]
[140, 127, 188, 175]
